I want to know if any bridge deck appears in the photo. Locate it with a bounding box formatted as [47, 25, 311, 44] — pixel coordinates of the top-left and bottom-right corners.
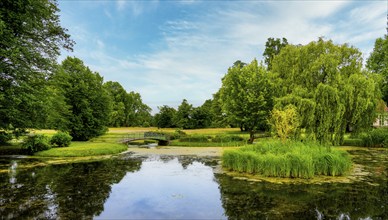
[121, 132, 170, 144]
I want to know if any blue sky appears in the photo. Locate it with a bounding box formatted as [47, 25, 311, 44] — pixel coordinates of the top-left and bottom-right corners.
[57, 0, 387, 113]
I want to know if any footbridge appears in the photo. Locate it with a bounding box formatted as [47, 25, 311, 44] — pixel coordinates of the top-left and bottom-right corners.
[121, 132, 170, 146]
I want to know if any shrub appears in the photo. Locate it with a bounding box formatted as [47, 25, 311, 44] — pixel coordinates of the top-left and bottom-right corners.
[342, 138, 363, 146]
[23, 134, 51, 155]
[0, 131, 12, 145]
[179, 135, 210, 142]
[212, 134, 244, 143]
[169, 129, 187, 140]
[222, 140, 352, 178]
[360, 128, 388, 148]
[50, 132, 72, 147]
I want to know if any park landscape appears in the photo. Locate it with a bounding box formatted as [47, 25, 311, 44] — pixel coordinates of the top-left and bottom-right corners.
[1, 0, 387, 219]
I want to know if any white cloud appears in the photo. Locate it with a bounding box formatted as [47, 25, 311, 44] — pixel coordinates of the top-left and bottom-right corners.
[59, 1, 387, 113]
[116, 0, 127, 11]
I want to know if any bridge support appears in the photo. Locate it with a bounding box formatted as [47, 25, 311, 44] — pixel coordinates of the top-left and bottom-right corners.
[158, 140, 170, 146]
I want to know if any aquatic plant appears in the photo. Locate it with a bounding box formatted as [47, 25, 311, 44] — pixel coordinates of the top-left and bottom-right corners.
[222, 140, 352, 178]
[360, 128, 388, 148]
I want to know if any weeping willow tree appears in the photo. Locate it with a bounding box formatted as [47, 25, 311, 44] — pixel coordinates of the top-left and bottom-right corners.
[271, 38, 379, 145]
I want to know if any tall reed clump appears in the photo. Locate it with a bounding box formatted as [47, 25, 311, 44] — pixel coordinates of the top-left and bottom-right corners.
[222, 140, 352, 179]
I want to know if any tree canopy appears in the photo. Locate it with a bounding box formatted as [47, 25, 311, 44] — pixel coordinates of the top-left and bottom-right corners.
[220, 59, 274, 142]
[52, 57, 111, 141]
[272, 39, 379, 144]
[263, 37, 288, 70]
[367, 35, 388, 103]
[0, 0, 74, 130]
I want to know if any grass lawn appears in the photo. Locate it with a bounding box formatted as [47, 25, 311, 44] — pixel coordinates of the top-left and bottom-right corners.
[170, 141, 246, 147]
[0, 127, 265, 157]
[35, 142, 128, 157]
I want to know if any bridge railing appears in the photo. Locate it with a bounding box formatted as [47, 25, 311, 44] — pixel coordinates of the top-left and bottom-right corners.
[125, 132, 169, 141]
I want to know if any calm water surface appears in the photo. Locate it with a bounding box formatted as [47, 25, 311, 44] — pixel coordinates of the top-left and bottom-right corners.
[0, 149, 386, 219]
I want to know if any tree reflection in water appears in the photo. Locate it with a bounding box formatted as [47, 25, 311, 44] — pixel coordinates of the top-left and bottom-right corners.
[0, 157, 142, 219]
[0, 149, 386, 219]
[215, 149, 387, 220]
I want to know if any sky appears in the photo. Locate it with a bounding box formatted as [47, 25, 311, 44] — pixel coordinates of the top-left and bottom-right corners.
[57, 0, 388, 113]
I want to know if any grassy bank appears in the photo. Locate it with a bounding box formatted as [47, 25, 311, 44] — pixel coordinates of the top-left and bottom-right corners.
[35, 142, 127, 157]
[222, 140, 352, 179]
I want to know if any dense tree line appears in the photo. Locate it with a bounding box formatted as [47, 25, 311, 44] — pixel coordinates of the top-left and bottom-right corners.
[1, 0, 386, 144]
[0, 0, 152, 142]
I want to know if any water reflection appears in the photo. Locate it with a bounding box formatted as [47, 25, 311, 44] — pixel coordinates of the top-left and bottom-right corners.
[215, 149, 387, 220]
[0, 157, 142, 219]
[96, 156, 225, 219]
[0, 149, 386, 219]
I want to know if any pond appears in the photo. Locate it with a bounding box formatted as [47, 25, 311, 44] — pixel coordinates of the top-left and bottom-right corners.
[0, 148, 386, 219]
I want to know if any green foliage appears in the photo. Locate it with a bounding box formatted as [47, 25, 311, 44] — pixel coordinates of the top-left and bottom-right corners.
[50, 132, 72, 147]
[125, 91, 153, 127]
[272, 38, 379, 145]
[104, 81, 153, 127]
[22, 134, 51, 155]
[0, 0, 73, 130]
[155, 105, 177, 128]
[179, 135, 210, 143]
[51, 57, 112, 141]
[270, 105, 300, 141]
[263, 37, 288, 70]
[360, 128, 388, 148]
[222, 140, 352, 178]
[212, 134, 244, 143]
[220, 59, 274, 135]
[0, 131, 12, 144]
[174, 99, 195, 129]
[342, 138, 363, 146]
[367, 35, 388, 103]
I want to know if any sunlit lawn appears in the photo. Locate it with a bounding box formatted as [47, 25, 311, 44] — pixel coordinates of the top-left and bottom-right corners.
[35, 142, 128, 157]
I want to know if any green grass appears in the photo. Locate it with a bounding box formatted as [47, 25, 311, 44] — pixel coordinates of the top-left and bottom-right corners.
[222, 140, 352, 179]
[170, 140, 246, 147]
[34, 142, 128, 157]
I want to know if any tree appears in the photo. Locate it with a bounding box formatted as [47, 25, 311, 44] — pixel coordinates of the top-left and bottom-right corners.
[367, 35, 388, 103]
[270, 105, 299, 142]
[0, 0, 74, 131]
[210, 92, 229, 128]
[125, 91, 152, 127]
[263, 37, 288, 70]
[220, 60, 274, 143]
[155, 105, 176, 128]
[52, 57, 111, 141]
[272, 38, 379, 145]
[174, 99, 194, 129]
[103, 81, 127, 127]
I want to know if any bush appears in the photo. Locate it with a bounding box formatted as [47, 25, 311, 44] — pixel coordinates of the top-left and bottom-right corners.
[222, 140, 352, 178]
[179, 135, 210, 142]
[168, 129, 187, 140]
[50, 132, 72, 147]
[360, 128, 388, 148]
[342, 138, 363, 146]
[22, 134, 51, 155]
[212, 134, 244, 143]
[0, 131, 12, 145]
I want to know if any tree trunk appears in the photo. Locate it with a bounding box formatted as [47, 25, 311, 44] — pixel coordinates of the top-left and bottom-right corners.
[248, 130, 255, 144]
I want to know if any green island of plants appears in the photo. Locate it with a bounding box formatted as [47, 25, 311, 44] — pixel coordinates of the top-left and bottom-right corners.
[222, 140, 352, 179]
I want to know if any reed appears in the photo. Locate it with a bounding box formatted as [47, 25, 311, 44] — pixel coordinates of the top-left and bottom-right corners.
[222, 140, 352, 179]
